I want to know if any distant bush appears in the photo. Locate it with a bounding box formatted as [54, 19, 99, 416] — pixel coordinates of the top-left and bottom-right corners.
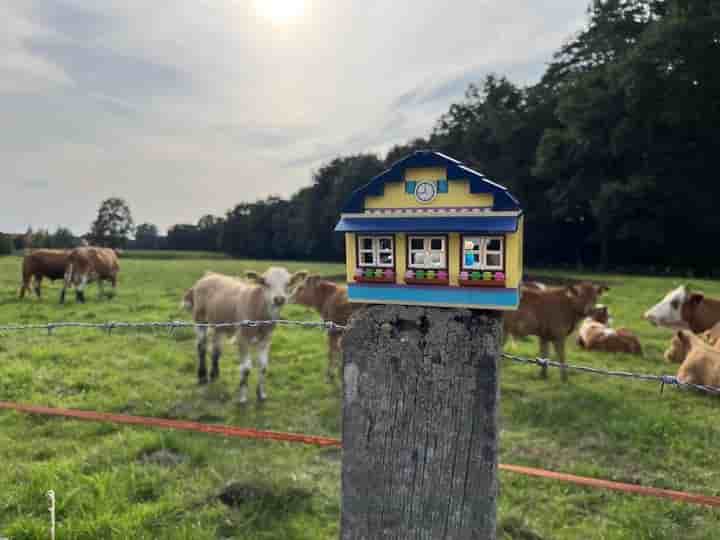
[0, 234, 14, 255]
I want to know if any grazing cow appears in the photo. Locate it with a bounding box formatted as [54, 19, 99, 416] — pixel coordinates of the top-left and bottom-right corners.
[60, 247, 120, 304]
[577, 305, 643, 356]
[644, 285, 720, 333]
[504, 282, 609, 380]
[292, 275, 363, 382]
[182, 267, 308, 403]
[664, 330, 720, 388]
[19, 249, 69, 299]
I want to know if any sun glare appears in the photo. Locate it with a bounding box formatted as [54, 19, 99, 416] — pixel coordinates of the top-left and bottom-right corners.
[253, 0, 305, 23]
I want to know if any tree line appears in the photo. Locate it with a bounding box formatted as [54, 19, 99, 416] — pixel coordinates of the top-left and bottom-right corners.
[4, 1, 717, 274]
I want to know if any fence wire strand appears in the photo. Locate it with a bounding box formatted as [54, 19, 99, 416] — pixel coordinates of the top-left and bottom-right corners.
[1, 319, 718, 396]
[502, 352, 720, 396]
[0, 319, 347, 335]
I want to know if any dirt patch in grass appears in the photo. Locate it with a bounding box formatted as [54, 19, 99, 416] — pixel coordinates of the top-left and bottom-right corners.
[138, 448, 188, 467]
[218, 482, 313, 508]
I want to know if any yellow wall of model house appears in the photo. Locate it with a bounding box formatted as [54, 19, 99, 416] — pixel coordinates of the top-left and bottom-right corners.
[504, 216, 524, 289]
[394, 233, 407, 285]
[363, 167, 494, 210]
[345, 233, 356, 283]
[345, 223, 523, 290]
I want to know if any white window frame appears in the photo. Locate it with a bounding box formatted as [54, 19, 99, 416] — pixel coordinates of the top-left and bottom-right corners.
[408, 236, 447, 270]
[358, 235, 394, 268]
[462, 236, 504, 271]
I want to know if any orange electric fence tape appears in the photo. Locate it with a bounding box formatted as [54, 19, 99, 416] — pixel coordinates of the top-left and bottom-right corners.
[2, 400, 720, 509]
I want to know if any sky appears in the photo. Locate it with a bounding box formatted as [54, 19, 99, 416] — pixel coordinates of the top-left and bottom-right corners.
[1, 0, 588, 235]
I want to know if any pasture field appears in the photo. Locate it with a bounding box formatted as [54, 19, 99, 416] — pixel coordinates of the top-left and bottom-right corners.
[0, 253, 719, 539]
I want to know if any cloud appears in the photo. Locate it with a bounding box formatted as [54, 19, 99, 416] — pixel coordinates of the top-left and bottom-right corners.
[0, 0, 588, 234]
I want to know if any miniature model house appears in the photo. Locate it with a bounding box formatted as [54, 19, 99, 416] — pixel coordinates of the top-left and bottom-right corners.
[334, 150, 523, 310]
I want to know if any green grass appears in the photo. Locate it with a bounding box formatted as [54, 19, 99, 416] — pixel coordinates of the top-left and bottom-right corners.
[0, 254, 719, 539]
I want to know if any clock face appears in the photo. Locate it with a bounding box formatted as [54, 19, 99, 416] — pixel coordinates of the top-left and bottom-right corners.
[414, 181, 437, 203]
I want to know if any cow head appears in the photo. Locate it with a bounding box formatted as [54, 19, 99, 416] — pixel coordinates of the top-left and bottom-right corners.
[587, 304, 611, 325]
[643, 285, 701, 329]
[246, 267, 308, 315]
[566, 283, 609, 316]
[291, 274, 323, 307]
[664, 330, 693, 364]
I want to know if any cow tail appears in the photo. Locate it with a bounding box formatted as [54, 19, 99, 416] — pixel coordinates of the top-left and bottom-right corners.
[181, 288, 194, 311]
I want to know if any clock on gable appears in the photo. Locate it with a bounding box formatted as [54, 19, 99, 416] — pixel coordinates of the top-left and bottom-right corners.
[414, 181, 437, 203]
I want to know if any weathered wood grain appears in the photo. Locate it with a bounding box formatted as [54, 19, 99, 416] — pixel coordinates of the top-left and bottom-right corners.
[341, 305, 501, 539]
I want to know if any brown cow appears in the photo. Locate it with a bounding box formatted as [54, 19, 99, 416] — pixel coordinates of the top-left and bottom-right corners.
[60, 246, 120, 304]
[504, 282, 609, 380]
[292, 275, 363, 382]
[664, 330, 720, 389]
[576, 305, 643, 356]
[19, 249, 70, 299]
[644, 285, 720, 333]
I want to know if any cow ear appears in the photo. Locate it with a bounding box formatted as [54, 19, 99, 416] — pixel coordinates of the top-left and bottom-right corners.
[677, 330, 690, 346]
[289, 270, 309, 289]
[566, 285, 580, 297]
[246, 271, 268, 287]
[689, 293, 704, 306]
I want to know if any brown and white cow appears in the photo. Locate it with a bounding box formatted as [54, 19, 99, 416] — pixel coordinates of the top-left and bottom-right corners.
[664, 330, 720, 388]
[504, 282, 609, 380]
[292, 275, 363, 382]
[181, 267, 307, 403]
[577, 305, 643, 356]
[644, 285, 720, 333]
[19, 249, 70, 299]
[60, 247, 120, 304]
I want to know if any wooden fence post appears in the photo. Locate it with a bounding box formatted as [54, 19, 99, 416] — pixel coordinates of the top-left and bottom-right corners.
[341, 305, 502, 540]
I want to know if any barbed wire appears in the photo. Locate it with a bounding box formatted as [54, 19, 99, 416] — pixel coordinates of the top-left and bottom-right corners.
[1, 319, 717, 397]
[0, 319, 347, 335]
[502, 352, 720, 396]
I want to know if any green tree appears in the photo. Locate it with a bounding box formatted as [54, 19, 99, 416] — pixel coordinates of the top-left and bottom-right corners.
[50, 227, 77, 249]
[89, 197, 134, 248]
[135, 223, 160, 249]
[0, 234, 13, 255]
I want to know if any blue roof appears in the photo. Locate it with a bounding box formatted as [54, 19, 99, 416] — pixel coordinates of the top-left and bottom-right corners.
[342, 150, 520, 213]
[334, 215, 519, 233]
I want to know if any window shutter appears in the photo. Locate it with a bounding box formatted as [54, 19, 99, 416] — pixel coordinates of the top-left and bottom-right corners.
[405, 181, 417, 194]
[437, 180, 449, 193]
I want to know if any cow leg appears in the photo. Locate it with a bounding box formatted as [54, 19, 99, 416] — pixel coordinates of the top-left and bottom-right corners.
[109, 275, 117, 298]
[554, 338, 568, 382]
[33, 275, 42, 298]
[256, 339, 270, 402]
[196, 326, 209, 384]
[237, 339, 252, 404]
[327, 332, 341, 383]
[538, 338, 549, 379]
[210, 331, 222, 381]
[75, 275, 88, 303]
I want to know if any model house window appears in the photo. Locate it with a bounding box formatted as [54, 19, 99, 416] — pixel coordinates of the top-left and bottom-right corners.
[463, 236, 504, 270]
[408, 236, 446, 269]
[358, 236, 394, 267]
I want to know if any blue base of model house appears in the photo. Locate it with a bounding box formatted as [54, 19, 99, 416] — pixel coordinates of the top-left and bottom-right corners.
[347, 284, 520, 310]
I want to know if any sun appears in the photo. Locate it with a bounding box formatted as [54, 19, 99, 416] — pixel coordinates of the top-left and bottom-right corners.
[253, 0, 305, 23]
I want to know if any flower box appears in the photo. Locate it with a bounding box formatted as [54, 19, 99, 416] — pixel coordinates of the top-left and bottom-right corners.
[405, 278, 450, 286]
[458, 279, 506, 288]
[354, 275, 396, 284]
